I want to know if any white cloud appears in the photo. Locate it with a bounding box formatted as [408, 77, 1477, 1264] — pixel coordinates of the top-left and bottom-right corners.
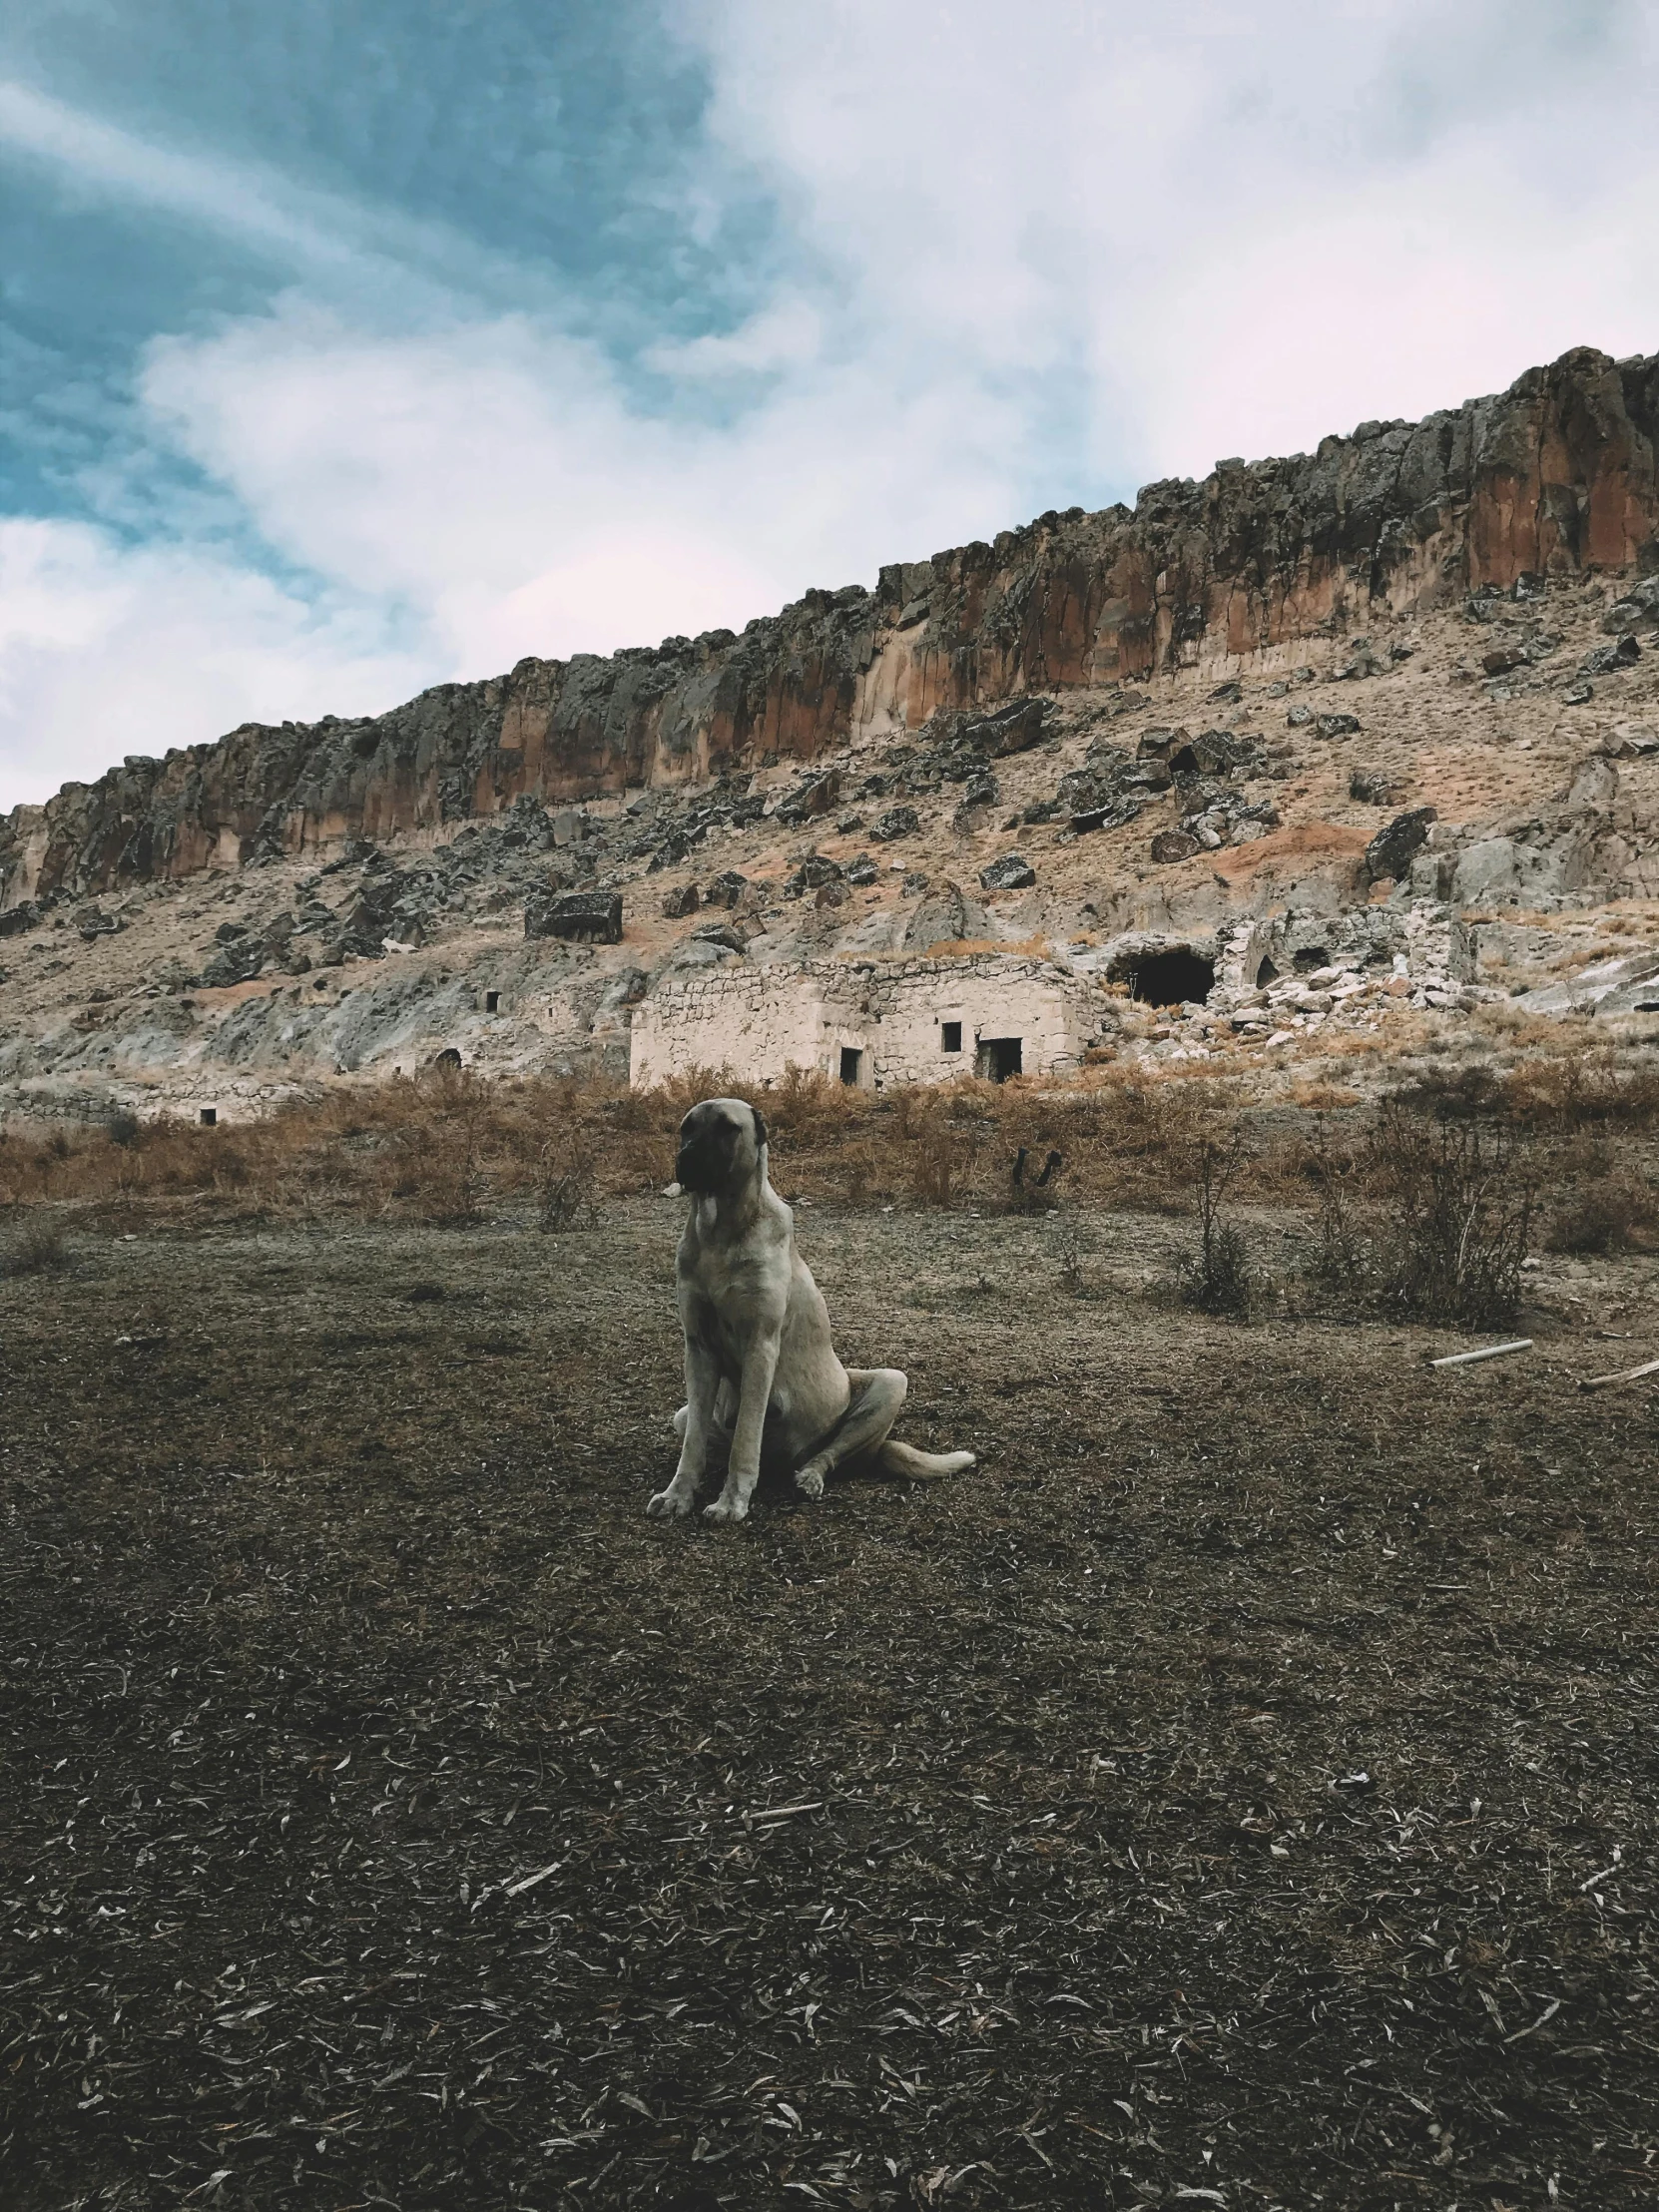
[3, 2, 1657, 812]
[0, 517, 427, 807]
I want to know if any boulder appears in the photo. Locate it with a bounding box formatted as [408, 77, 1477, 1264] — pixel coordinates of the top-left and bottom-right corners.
[661, 883, 700, 918]
[1604, 720, 1659, 758]
[785, 853, 843, 898]
[870, 805, 921, 841]
[843, 853, 878, 885]
[0, 901, 43, 937]
[1287, 703, 1315, 727]
[1350, 769, 1403, 805]
[703, 869, 749, 908]
[979, 853, 1036, 891]
[1481, 645, 1527, 676]
[1578, 634, 1641, 679]
[525, 888, 624, 943]
[1602, 578, 1659, 631]
[962, 697, 1051, 757]
[1365, 807, 1437, 883]
[690, 920, 749, 953]
[1316, 713, 1363, 738]
[199, 937, 267, 987]
[1563, 681, 1594, 705]
[1151, 829, 1201, 864]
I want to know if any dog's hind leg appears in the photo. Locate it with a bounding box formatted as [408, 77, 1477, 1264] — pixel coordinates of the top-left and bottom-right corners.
[793, 1368, 909, 1497]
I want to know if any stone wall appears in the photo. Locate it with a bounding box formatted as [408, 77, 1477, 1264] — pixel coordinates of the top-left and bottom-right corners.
[628, 954, 1104, 1090]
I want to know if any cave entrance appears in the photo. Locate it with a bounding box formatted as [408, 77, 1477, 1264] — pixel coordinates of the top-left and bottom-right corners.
[1293, 946, 1330, 974]
[1255, 957, 1280, 987]
[976, 1037, 1023, 1082]
[1124, 950, 1215, 1006]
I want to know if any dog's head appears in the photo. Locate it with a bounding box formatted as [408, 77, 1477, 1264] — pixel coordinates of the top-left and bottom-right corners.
[675, 1095, 769, 1196]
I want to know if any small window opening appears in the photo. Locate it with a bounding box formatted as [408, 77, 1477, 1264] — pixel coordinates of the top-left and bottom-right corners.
[1255, 957, 1279, 988]
[941, 1020, 962, 1053]
[199, 1106, 218, 1127]
[976, 1037, 1023, 1082]
[1122, 949, 1215, 1006]
[432, 1046, 462, 1070]
[485, 990, 500, 1013]
[838, 1046, 863, 1086]
[1293, 946, 1330, 974]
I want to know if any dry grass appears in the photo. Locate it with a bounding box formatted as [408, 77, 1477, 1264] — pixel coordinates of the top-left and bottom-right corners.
[4, 1041, 1658, 1249]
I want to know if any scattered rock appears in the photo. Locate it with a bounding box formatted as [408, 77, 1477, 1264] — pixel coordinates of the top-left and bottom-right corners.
[525, 888, 624, 943]
[1605, 720, 1659, 758]
[785, 854, 843, 898]
[1563, 682, 1594, 705]
[1578, 634, 1641, 679]
[870, 806, 921, 841]
[1365, 808, 1437, 884]
[198, 938, 267, 987]
[1316, 713, 1363, 739]
[900, 871, 930, 897]
[1287, 704, 1315, 727]
[703, 870, 749, 908]
[1151, 830, 1201, 864]
[689, 921, 749, 953]
[843, 853, 878, 886]
[815, 879, 849, 909]
[1350, 770, 1403, 805]
[961, 697, 1051, 757]
[1602, 578, 1659, 631]
[0, 901, 43, 938]
[1481, 645, 1527, 676]
[661, 883, 700, 918]
[979, 853, 1036, 892]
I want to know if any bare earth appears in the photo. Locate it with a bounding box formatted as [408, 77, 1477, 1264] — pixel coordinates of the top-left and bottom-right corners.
[3, 1201, 1657, 2210]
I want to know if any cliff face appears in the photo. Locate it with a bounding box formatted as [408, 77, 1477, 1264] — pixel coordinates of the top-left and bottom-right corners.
[5, 344, 1656, 907]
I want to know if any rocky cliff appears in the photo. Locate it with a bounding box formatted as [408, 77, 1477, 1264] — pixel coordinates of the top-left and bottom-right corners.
[5, 344, 1656, 910]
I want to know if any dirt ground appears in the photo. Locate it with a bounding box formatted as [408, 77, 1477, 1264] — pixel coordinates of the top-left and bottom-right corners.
[3, 1197, 1657, 2211]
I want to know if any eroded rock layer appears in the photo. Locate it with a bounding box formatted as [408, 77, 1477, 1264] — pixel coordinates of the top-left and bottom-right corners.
[6, 345, 1656, 908]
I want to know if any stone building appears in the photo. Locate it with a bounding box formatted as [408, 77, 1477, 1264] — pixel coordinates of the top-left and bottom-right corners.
[628, 952, 1105, 1091]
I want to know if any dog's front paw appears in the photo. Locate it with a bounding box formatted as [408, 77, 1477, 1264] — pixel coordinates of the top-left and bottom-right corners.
[794, 1458, 827, 1499]
[702, 1493, 750, 1525]
[647, 1484, 694, 1519]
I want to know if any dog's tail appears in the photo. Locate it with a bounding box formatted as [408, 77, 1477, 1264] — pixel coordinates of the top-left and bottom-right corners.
[875, 1439, 975, 1482]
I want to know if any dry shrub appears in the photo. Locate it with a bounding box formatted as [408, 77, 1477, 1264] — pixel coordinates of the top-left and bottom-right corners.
[1547, 1164, 1658, 1255]
[537, 1131, 601, 1233]
[1177, 1133, 1256, 1318]
[1507, 1047, 1659, 1131]
[1304, 1103, 1535, 1326]
[0, 1213, 71, 1277]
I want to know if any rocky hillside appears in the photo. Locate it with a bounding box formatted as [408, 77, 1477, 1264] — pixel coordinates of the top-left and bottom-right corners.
[2, 343, 1658, 1126]
[5, 346, 1655, 913]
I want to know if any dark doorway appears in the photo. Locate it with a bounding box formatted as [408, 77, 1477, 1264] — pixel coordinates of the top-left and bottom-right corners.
[1123, 950, 1215, 1006]
[1293, 946, 1330, 973]
[1255, 957, 1279, 987]
[432, 1047, 462, 1070]
[485, 990, 500, 1013]
[838, 1046, 863, 1086]
[976, 1037, 1023, 1082]
[199, 1107, 217, 1127]
[940, 1020, 962, 1054]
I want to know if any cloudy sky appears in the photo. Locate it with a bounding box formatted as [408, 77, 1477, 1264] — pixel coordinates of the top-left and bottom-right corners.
[2, 1, 1656, 809]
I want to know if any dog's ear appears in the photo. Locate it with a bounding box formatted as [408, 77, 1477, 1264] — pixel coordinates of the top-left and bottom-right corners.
[750, 1104, 769, 1154]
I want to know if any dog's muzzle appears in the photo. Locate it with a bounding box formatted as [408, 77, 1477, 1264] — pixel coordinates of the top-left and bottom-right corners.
[676, 1142, 719, 1191]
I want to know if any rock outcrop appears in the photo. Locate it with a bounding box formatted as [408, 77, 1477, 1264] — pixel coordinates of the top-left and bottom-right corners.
[4, 345, 1657, 911]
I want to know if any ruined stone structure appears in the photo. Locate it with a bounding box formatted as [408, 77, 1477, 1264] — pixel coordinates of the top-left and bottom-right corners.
[629, 954, 1105, 1092]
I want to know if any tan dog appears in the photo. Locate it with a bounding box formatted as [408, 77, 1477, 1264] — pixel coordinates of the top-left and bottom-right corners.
[647, 1097, 975, 1523]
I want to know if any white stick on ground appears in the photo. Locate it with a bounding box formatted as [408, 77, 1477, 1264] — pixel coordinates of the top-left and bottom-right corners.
[1578, 1356, 1659, 1393]
[1427, 1340, 1533, 1369]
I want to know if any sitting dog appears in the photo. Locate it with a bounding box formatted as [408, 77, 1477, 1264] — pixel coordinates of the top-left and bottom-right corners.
[647, 1096, 975, 1522]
